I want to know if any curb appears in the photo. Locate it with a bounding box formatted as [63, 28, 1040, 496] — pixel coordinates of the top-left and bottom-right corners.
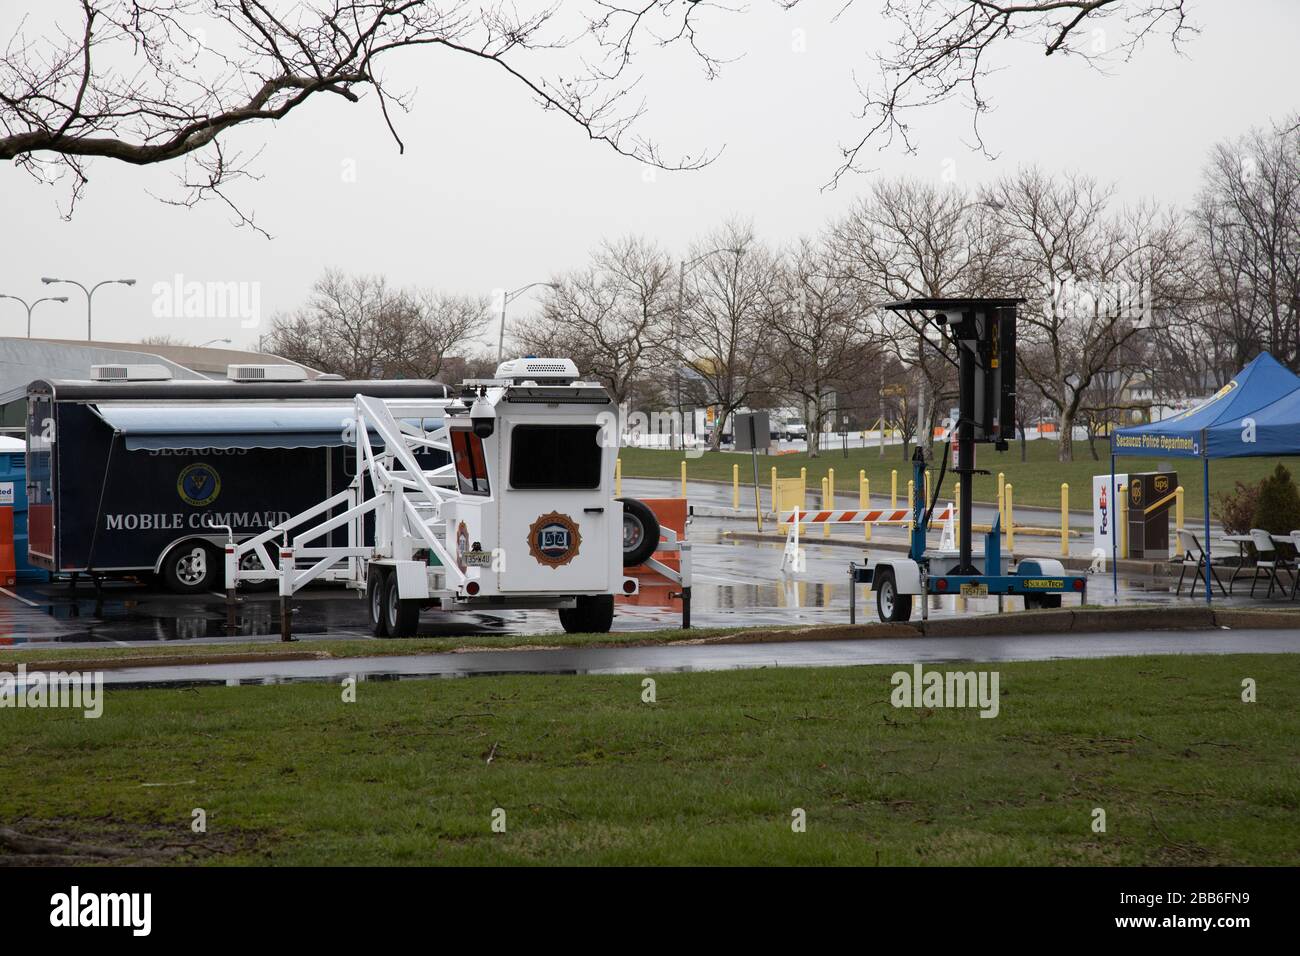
[668, 605, 1300, 645]
[0, 650, 324, 674]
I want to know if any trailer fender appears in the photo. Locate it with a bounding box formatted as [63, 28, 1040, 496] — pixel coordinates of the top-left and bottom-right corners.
[151, 533, 229, 574]
[871, 558, 922, 595]
[1017, 558, 1066, 578]
[393, 560, 430, 601]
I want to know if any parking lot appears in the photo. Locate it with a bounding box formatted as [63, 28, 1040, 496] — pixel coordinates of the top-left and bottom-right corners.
[0, 513, 1260, 652]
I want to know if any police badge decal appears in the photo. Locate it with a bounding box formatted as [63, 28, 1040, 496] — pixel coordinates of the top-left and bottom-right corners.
[527, 512, 582, 568]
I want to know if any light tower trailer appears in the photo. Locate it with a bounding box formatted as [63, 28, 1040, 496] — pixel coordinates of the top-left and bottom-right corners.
[225, 358, 688, 638]
[851, 298, 1087, 623]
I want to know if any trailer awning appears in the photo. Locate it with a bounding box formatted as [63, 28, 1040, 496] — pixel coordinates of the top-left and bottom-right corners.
[92, 403, 444, 451]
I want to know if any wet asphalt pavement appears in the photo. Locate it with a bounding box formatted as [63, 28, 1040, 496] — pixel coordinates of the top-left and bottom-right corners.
[0, 512, 1284, 652]
[48, 627, 1300, 690]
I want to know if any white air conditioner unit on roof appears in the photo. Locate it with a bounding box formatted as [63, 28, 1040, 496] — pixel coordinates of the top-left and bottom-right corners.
[493, 357, 579, 383]
[91, 364, 173, 382]
[227, 364, 308, 382]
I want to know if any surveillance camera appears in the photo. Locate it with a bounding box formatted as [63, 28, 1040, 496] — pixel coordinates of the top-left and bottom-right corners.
[469, 396, 495, 439]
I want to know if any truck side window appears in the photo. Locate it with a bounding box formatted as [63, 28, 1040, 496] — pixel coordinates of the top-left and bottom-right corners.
[509, 424, 602, 489]
[451, 430, 490, 496]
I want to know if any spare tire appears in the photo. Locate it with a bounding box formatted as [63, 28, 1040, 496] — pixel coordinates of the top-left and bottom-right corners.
[617, 497, 661, 568]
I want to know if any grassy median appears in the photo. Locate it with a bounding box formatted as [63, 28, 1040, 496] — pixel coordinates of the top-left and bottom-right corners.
[1, 654, 1296, 865]
[619, 439, 1300, 519]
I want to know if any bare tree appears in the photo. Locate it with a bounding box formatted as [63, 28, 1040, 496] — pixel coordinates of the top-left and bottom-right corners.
[987, 166, 1191, 461]
[767, 237, 876, 457]
[266, 269, 483, 379]
[0, 1, 721, 230]
[1194, 117, 1300, 372]
[831, 178, 1005, 460]
[813, 0, 1196, 184]
[674, 221, 778, 450]
[513, 236, 674, 406]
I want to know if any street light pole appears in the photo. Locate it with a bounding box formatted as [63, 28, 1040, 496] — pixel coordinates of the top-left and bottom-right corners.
[0, 294, 70, 338]
[674, 247, 731, 451]
[41, 276, 136, 341]
[497, 281, 558, 365]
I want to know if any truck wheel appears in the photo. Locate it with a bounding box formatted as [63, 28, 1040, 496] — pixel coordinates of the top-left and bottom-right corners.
[558, 594, 615, 634]
[238, 548, 278, 592]
[383, 572, 421, 638]
[875, 569, 913, 623]
[367, 567, 389, 637]
[160, 541, 218, 594]
[617, 498, 661, 568]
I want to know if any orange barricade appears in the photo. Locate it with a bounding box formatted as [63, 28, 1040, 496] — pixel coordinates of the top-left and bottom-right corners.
[621, 498, 686, 610]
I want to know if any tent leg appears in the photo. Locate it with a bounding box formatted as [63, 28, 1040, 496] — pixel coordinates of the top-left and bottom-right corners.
[1110, 454, 1118, 603]
[1203, 456, 1212, 605]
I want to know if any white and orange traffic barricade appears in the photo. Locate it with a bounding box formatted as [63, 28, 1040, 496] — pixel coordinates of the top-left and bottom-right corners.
[780, 504, 953, 574]
[623, 498, 694, 627]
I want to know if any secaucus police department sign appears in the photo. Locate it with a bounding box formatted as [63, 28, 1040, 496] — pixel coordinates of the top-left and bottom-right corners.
[177, 462, 221, 507]
[527, 512, 582, 568]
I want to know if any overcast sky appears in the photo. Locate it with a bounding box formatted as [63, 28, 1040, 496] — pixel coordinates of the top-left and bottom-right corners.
[2, 0, 1298, 352]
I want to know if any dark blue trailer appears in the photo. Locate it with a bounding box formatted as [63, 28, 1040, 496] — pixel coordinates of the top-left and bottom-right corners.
[25, 376, 448, 593]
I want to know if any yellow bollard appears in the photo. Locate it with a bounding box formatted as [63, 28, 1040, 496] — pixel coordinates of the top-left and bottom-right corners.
[925, 468, 931, 507]
[1119, 488, 1129, 560]
[615, 458, 622, 497]
[860, 471, 870, 541]
[770, 466, 777, 522]
[954, 481, 961, 540]
[907, 479, 915, 532]
[821, 477, 830, 537]
[680, 459, 687, 498]
[1175, 485, 1185, 539]
[891, 469, 898, 510]
[1060, 482, 1069, 557]
[997, 472, 1005, 530]
[732, 463, 740, 510]
[1005, 482, 1015, 552]
[827, 467, 835, 539]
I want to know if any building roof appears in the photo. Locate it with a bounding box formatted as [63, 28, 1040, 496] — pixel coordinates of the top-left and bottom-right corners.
[0, 337, 317, 407]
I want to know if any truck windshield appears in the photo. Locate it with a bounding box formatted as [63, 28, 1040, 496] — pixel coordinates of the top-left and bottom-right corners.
[451, 430, 490, 495]
[509, 424, 602, 489]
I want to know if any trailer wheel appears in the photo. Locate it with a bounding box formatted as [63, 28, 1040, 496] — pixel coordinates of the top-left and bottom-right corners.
[367, 567, 389, 638]
[1024, 593, 1062, 610]
[160, 541, 219, 594]
[617, 498, 660, 568]
[558, 594, 615, 634]
[238, 548, 278, 592]
[875, 569, 913, 623]
[383, 572, 421, 638]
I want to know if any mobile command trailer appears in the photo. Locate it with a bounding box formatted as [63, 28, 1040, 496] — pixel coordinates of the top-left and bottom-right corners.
[226, 358, 689, 638]
[24, 367, 449, 594]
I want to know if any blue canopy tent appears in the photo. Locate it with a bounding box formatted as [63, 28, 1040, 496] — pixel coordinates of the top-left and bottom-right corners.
[1109, 353, 1300, 602]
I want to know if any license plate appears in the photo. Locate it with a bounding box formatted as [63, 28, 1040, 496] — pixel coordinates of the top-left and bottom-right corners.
[463, 551, 493, 567]
[959, 583, 989, 597]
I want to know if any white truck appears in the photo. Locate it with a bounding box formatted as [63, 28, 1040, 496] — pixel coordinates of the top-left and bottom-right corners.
[224, 358, 689, 638]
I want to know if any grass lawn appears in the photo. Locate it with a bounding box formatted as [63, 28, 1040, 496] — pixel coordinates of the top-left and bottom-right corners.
[2, 654, 1296, 865]
[618, 439, 1300, 519]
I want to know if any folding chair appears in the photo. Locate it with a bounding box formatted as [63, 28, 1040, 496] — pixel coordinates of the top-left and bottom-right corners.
[1175, 529, 1227, 597]
[1290, 531, 1300, 600]
[1248, 528, 1294, 598]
